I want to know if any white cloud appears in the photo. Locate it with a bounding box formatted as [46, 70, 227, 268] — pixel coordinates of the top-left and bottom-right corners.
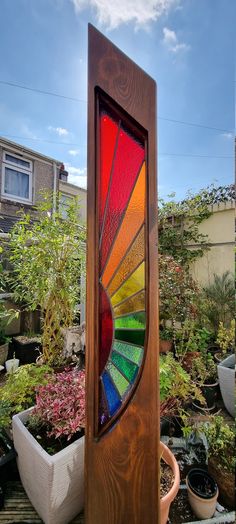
[71, 0, 180, 30]
[68, 149, 80, 156]
[221, 132, 233, 139]
[163, 26, 190, 53]
[64, 163, 87, 188]
[48, 126, 69, 136]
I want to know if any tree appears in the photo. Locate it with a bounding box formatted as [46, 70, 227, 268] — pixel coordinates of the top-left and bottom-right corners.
[8, 193, 86, 366]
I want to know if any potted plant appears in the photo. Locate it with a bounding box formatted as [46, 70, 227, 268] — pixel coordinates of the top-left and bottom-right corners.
[199, 417, 235, 508]
[215, 320, 235, 363]
[5, 352, 19, 373]
[160, 441, 180, 524]
[0, 363, 53, 428]
[159, 326, 173, 353]
[190, 350, 218, 411]
[160, 354, 204, 435]
[12, 332, 42, 364]
[186, 468, 218, 519]
[8, 193, 85, 367]
[217, 353, 235, 417]
[12, 368, 85, 524]
[0, 301, 18, 366]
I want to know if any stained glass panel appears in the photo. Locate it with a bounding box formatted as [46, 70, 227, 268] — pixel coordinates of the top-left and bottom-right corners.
[111, 352, 139, 382]
[113, 290, 145, 318]
[115, 329, 146, 346]
[108, 226, 145, 297]
[99, 112, 119, 233]
[98, 100, 146, 432]
[113, 341, 144, 365]
[111, 262, 145, 307]
[102, 164, 145, 288]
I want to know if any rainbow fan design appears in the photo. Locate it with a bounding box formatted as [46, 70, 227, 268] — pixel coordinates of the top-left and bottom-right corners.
[98, 102, 147, 432]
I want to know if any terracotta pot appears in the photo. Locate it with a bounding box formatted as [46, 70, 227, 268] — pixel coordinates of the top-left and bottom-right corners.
[208, 456, 235, 509]
[160, 441, 180, 524]
[186, 468, 218, 519]
[159, 339, 172, 354]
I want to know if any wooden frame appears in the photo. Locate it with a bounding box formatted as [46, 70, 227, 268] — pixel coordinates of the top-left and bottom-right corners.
[86, 24, 159, 523]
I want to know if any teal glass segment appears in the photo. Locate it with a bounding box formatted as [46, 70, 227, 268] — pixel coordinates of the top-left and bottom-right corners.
[115, 328, 145, 346]
[111, 351, 139, 383]
[106, 361, 130, 396]
[113, 341, 143, 365]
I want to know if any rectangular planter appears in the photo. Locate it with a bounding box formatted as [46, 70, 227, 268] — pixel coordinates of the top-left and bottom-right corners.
[12, 407, 84, 524]
[217, 354, 235, 418]
[12, 336, 42, 364]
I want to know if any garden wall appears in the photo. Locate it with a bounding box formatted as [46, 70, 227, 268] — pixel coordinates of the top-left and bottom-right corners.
[189, 201, 235, 285]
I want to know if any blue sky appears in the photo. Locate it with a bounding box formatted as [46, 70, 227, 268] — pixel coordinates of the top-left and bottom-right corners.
[0, 0, 234, 199]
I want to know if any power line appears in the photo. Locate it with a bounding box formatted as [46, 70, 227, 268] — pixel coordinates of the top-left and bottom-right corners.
[0, 79, 233, 133]
[0, 133, 233, 159]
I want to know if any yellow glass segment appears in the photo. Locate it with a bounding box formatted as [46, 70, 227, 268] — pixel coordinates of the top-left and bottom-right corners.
[102, 162, 145, 288]
[108, 226, 145, 297]
[111, 262, 145, 307]
[113, 290, 145, 318]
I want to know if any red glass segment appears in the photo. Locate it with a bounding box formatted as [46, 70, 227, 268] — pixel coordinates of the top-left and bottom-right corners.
[99, 112, 119, 233]
[99, 283, 113, 374]
[100, 127, 144, 272]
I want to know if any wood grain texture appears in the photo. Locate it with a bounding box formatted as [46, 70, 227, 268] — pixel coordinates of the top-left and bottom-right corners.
[85, 24, 159, 524]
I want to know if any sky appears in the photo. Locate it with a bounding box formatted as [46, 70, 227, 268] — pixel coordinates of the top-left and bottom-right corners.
[0, 0, 234, 200]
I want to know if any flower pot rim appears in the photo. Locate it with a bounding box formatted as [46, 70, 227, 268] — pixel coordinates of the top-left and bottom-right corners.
[160, 441, 180, 504]
[186, 468, 218, 500]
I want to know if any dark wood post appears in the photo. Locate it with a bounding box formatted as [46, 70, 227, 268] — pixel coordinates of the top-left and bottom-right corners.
[86, 24, 159, 524]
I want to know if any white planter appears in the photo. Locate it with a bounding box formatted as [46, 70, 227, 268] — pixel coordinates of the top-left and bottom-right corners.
[5, 357, 19, 373]
[12, 408, 84, 524]
[217, 354, 235, 417]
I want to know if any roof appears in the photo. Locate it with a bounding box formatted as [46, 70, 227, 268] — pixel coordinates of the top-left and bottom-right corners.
[0, 136, 62, 165]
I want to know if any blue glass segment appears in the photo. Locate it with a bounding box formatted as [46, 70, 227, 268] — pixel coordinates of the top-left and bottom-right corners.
[101, 371, 121, 416]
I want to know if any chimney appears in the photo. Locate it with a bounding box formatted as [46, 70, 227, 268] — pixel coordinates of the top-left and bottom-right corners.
[59, 163, 68, 182]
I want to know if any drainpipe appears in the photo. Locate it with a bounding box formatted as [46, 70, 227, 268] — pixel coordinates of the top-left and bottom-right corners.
[52, 162, 57, 216]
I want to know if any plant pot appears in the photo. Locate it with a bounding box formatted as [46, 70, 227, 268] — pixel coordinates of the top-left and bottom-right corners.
[12, 336, 42, 364]
[217, 354, 235, 417]
[159, 339, 172, 354]
[0, 342, 9, 366]
[12, 407, 84, 524]
[0, 430, 17, 486]
[160, 441, 180, 524]
[208, 456, 235, 509]
[5, 358, 20, 373]
[186, 468, 218, 519]
[192, 381, 218, 413]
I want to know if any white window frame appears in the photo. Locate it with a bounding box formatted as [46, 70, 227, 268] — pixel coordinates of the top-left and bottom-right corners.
[1, 151, 33, 204]
[60, 192, 74, 218]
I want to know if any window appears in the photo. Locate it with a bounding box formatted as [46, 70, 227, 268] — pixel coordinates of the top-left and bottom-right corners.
[59, 193, 74, 218]
[1, 151, 33, 203]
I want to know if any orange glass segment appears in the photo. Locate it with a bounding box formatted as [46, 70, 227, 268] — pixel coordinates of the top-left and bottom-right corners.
[111, 262, 145, 307]
[108, 226, 145, 297]
[113, 290, 145, 318]
[102, 162, 145, 288]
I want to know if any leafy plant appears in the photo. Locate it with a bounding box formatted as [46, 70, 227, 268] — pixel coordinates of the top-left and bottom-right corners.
[202, 272, 235, 334]
[0, 302, 18, 345]
[8, 192, 86, 365]
[160, 353, 204, 416]
[0, 363, 53, 427]
[190, 350, 217, 385]
[159, 255, 199, 324]
[159, 326, 174, 341]
[199, 416, 235, 474]
[175, 322, 213, 356]
[28, 369, 85, 442]
[216, 320, 235, 353]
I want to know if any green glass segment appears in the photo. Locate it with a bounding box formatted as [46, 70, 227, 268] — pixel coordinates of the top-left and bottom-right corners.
[115, 312, 146, 329]
[111, 351, 139, 382]
[106, 361, 130, 396]
[115, 329, 145, 346]
[113, 341, 143, 365]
